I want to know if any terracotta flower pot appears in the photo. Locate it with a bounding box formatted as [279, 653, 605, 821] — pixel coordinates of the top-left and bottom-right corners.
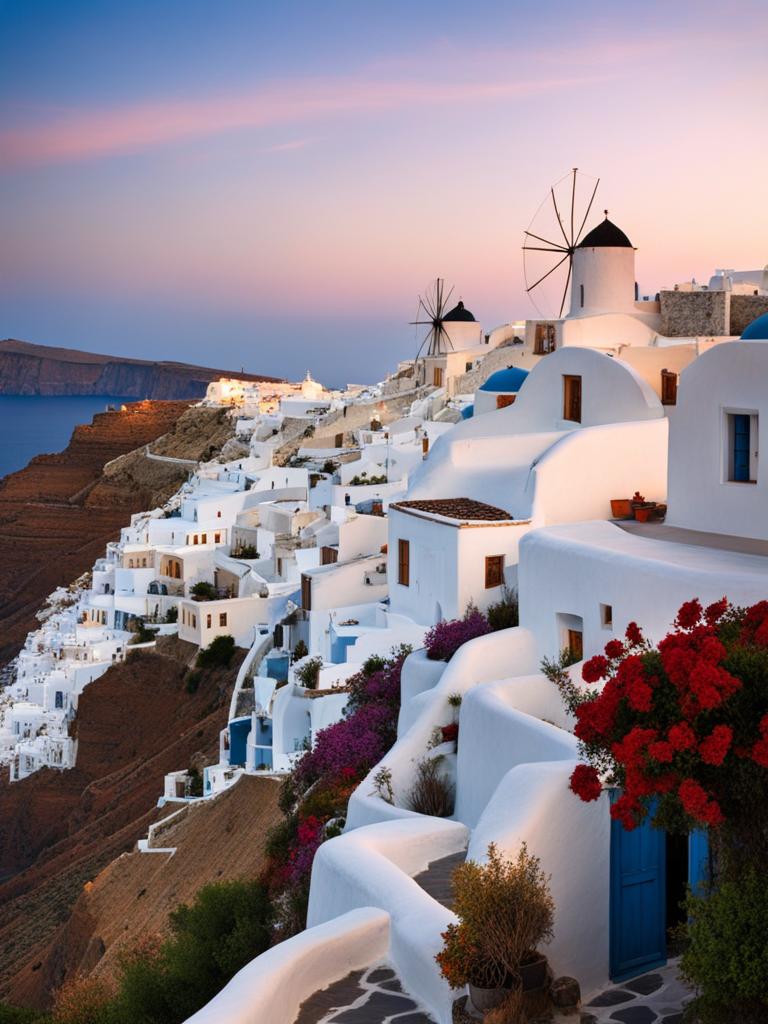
[610, 498, 632, 518]
[634, 504, 657, 523]
[468, 954, 549, 1014]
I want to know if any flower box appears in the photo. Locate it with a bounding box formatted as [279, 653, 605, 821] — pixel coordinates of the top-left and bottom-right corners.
[610, 498, 632, 519]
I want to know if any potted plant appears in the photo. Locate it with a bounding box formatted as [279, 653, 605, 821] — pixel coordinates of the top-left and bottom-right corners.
[633, 503, 657, 523]
[610, 497, 632, 519]
[435, 843, 554, 1014]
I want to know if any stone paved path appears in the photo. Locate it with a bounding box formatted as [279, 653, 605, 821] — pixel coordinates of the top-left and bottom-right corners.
[294, 963, 437, 1023]
[578, 959, 693, 1024]
[412, 850, 466, 910]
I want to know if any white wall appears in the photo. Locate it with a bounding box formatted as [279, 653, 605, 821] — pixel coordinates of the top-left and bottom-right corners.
[569, 245, 636, 318]
[667, 340, 768, 540]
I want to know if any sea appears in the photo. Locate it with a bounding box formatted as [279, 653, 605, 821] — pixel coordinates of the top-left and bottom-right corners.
[0, 395, 133, 480]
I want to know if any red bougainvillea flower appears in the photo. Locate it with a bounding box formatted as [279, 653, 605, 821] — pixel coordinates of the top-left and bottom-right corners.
[704, 597, 728, 625]
[625, 622, 644, 646]
[675, 599, 703, 630]
[582, 655, 610, 684]
[699, 725, 733, 766]
[678, 778, 723, 825]
[668, 722, 697, 751]
[604, 639, 625, 660]
[610, 793, 641, 830]
[648, 740, 674, 763]
[569, 764, 603, 801]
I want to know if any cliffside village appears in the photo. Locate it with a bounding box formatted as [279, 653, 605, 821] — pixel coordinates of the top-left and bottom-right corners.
[2, 218, 768, 1022]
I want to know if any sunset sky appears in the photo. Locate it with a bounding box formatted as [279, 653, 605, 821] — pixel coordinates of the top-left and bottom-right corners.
[1, 0, 766, 384]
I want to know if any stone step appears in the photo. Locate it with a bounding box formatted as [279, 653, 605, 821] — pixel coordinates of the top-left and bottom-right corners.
[412, 850, 467, 910]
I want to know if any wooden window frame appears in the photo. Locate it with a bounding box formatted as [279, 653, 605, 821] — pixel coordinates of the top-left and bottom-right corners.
[301, 573, 312, 611]
[485, 554, 505, 589]
[660, 369, 678, 406]
[563, 374, 582, 423]
[567, 629, 583, 662]
[398, 539, 410, 587]
[433, 366, 443, 388]
[219, 612, 227, 627]
[496, 394, 516, 409]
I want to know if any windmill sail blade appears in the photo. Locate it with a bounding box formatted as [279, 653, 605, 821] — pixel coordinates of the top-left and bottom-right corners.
[550, 188, 570, 247]
[569, 167, 577, 248]
[526, 252, 569, 293]
[524, 230, 569, 251]
[558, 258, 573, 318]
[574, 178, 601, 246]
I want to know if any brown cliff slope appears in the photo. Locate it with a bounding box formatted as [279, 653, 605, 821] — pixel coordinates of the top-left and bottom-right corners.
[0, 638, 242, 1007]
[0, 339, 281, 398]
[0, 402, 234, 665]
[8, 776, 281, 1007]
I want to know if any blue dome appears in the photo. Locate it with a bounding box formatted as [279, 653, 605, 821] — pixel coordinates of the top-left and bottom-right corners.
[479, 367, 529, 393]
[460, 403, 474, 420]
[742, 313, 768, 340]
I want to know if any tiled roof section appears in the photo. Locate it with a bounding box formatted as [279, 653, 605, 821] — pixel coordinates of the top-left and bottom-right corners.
[393, 497, 513, 521]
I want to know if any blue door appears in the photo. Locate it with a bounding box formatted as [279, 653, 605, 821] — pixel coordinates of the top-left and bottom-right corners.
[733, 414, 751, 482]
[688, 829, 710, 897]
[610, 795, 667, 981]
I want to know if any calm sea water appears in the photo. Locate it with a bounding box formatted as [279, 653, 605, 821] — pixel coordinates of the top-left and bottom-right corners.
[0, 395, 133, 480]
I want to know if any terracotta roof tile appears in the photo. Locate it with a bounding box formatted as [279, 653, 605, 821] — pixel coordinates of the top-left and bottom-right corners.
[392, 497, 513, 522]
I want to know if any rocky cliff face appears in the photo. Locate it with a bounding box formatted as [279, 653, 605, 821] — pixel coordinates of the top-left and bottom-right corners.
[0, 639, 241, 1008]
[0, 339, 281, 399]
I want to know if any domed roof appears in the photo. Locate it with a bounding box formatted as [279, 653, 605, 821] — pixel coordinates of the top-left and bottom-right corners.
[460, 403, 474, 420]
[577, 215, 633, 249]
[741, 312, 768, 340]
[479, 367, 529, 393]
[443, 300, 476, 322]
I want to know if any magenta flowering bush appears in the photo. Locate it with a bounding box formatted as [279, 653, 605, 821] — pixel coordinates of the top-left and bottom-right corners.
[425, 610, 492, 661]
[293, 702, 394, 790]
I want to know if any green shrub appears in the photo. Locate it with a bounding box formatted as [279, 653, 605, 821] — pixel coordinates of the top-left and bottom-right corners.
[110, 880, 273, 1024]
[129, 618, 154, 644]
[164, 605, 178, 624]
[197, 635, 235, 669]
[682, 869, 768, 1023]
[190, 581, 217, 602]
[185, 670, 202, 694]
[187, 767, 204, 798]
[0, 1005, 48, 1023]
[487, 587, 519, 632]
[295, 656, 323, 690]
[292, 639, 308, 662]
[231, 544, 259, 560]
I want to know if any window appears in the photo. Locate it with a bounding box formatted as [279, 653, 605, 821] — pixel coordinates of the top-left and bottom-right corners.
[214, 532, 221, 544]
[193, 535, 199, 545]
[433, 366, 443, 388]
[201, 533, 207, 544]
[206, 614, 212, 629]
[219, 613, 227, 627]
[485, 555, 505, 589]
[192, 614, 197, 628]
[496, 394, 516, 409]
[725, 412, 758, 483]
[563, 374, 582, 423]
[398, 539, 410, 587]
[277, 557, 283, 576]
[661, 369, 678, 406]
[422, 436, 429, 455]
[465, 361, 473, 373]
[580, 284, 584, 308]
[321, 546, 338, 565]
[301, 573, 312, 611]
[600, 603, 613, 629]
[533, 322, 556, 355]
[217, 510, 222, 518]
[567, 629, 583, 662]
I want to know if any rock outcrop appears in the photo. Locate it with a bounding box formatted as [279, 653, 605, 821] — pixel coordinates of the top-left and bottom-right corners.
[0, 339, 281, 399]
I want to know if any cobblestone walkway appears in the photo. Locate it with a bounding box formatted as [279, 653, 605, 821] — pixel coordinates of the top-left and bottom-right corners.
[294, 963, 437, 1023]
[579, 960, 693, 1024]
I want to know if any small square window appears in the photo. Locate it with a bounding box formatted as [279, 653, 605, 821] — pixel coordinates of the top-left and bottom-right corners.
[600, 603, 613, 629]
[219, 613, 228, 627]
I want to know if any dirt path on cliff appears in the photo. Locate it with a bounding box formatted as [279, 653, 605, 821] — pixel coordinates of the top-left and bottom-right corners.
[0, 638, 244, 1008]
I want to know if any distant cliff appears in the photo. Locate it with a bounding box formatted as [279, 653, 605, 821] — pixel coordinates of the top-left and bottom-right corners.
[0, 339, 281, 399]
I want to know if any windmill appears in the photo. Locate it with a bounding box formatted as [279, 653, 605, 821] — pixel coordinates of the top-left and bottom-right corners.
[410, 278, 458, 360]
[522, 168, 601, 318]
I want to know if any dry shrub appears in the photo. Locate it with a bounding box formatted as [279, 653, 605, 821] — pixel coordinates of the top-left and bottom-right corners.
[52, 974, 116, 1024]
[407, 756, 454, 817]
[451, 843, 554, 983]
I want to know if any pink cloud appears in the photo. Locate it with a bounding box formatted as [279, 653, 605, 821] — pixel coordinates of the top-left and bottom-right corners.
[0, 71, 609, 169]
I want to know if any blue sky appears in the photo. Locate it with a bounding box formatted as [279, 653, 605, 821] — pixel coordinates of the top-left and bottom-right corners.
[1, 0, 766, 384]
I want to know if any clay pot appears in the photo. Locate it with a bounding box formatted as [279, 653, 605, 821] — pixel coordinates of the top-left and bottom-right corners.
[634, 504, 657, 523]
[610, 498, 632, 518]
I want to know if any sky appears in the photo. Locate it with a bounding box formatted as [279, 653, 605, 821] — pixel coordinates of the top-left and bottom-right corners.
[1, 1, 766, 385]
